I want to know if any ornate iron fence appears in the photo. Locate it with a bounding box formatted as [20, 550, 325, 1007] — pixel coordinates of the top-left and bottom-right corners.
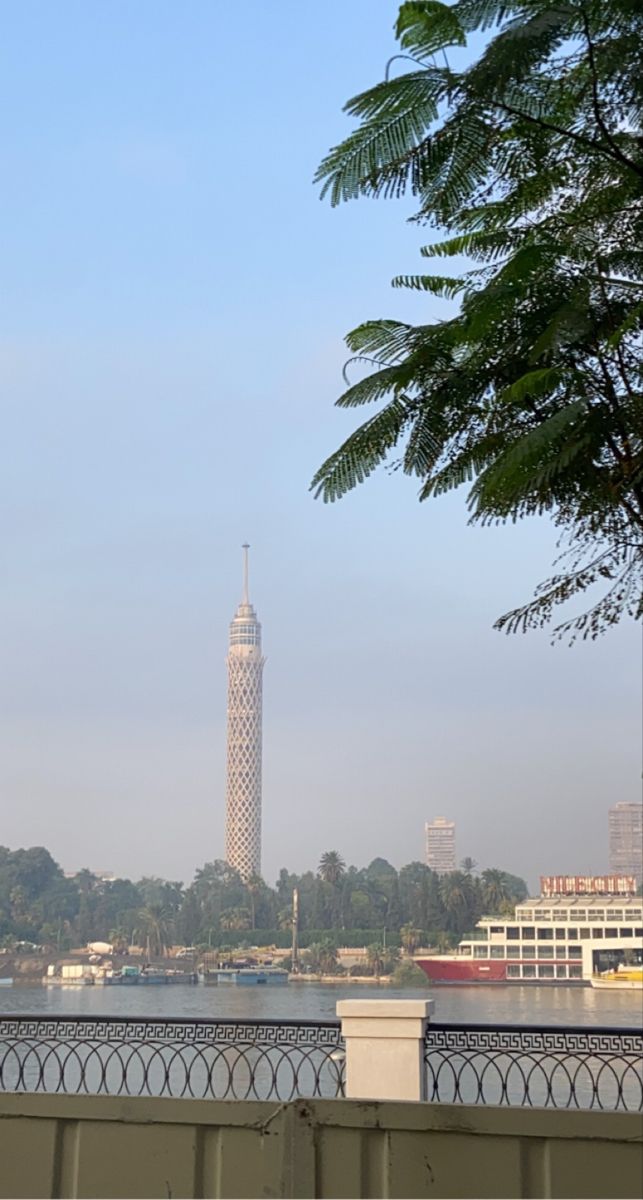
[0, 1016, 345, 1101]
[425, 1022, 643, 1111]
[1, 1016, 640, 1110]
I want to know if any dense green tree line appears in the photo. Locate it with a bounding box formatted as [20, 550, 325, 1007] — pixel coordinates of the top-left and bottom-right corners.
[0, 845, 527, 954]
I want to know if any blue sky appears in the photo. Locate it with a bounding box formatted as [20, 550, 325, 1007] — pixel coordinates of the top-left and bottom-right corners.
[0, 1, 639, 891]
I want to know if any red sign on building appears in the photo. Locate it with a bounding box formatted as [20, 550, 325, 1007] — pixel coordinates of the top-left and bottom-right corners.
[540, 875, 637, 896]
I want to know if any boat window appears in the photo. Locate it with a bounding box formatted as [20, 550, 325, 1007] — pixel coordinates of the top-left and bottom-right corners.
[569, 965, 583, 978]
[538, 965, 555, 978]
[620, 928, 633, 937]
[522, 927, 535, 940]
[609, 911, 623, 921]
[636, 928, 643, 937]
[591, 910, 605, 921]
[506, 927, 519, 940]
[459, 945, 472, 955]
[473, 946, 488, 958]
[605, 928, 618, 938]
[573, 911, 587, 921]
[579, 929, 591, 939]
[555, 929, 566, 940]
[567, 928, 578, 939]
[556, 966, 567, 978]
[568, 946, 582, 959]
[522, 965, 537, 978]
[489, 926, 504, 934]
[537, 946, 554, 958]
[592, 929, 603, 939]
[625, 909, 640, 920]
[516, 910, 529, 920]
[506, 946, 521, 958]
[552, 910, 567, 919]
[534, 910, 550, 920]
[537, 928, 553, 939]
[490, 946, 504, 959]
[522, 946, 536, 958]
[507, 965, 521, 978]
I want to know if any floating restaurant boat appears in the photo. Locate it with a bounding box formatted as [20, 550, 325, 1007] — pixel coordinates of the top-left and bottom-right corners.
[415, 880, 643, 986]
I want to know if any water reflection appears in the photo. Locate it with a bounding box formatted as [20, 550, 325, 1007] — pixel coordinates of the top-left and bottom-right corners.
[0, 982, 640, 1027]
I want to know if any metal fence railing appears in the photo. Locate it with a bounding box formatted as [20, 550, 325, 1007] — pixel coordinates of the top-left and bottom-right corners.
[1, 1016, 640, 1110]
[425, 1022, 643, 1111]
[0, 1016, 345, 1102]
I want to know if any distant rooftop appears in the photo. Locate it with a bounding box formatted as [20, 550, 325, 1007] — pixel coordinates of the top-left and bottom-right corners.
[519, 895, 642, 909]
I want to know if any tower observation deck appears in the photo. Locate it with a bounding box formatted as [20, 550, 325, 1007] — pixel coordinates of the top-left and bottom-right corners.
[225, 545, 265, 880]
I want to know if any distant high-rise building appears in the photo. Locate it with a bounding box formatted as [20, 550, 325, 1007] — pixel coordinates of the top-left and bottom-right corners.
[425, 817, 456, 874]
[225, 545, 265, 881]
[608, 803, 643, 885]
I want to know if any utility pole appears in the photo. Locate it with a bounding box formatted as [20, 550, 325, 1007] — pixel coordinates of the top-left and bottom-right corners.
[291, 888, 300, 974]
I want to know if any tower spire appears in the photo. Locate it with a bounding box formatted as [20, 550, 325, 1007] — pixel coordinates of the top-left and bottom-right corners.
[242, 542, 250, 604]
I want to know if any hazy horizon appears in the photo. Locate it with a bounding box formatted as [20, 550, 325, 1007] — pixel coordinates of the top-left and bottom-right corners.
[1, 2, 640, 896]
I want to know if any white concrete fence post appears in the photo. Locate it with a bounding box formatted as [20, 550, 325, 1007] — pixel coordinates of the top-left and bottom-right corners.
[336, 999, 434, 1102]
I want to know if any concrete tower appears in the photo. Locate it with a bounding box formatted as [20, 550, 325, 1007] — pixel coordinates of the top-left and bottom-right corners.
[225, 544, 265, 880]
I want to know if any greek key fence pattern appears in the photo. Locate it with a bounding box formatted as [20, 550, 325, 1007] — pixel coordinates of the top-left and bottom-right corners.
[425, 1022, 643, 1111]
[1, 1017, 639, 1110]
[0, 1017, 345, 1102]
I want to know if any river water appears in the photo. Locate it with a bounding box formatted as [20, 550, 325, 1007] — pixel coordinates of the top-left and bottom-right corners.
[1, 980, 641, 1026]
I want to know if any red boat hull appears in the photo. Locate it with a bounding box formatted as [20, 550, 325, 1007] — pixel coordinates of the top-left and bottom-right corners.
[415, 958, 508, 983]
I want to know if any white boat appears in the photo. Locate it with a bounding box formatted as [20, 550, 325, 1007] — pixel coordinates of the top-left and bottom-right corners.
[415, 892, 643, 985]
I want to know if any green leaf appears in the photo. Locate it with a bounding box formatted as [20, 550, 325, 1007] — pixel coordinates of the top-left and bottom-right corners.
[310, 398, 412, 502]
[391, 273, 468, 297]
[315, 72, 444, 206]
[396, 1, 466, 55]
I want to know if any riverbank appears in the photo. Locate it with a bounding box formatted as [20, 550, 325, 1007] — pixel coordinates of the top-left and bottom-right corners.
[291, 973, 397, 985]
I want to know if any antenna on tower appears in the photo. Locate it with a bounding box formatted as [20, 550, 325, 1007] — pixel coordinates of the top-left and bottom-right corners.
[242, 543, 250, 604]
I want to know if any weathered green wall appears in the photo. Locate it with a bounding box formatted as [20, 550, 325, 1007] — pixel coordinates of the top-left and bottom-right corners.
[0, 1093, 640, 1198]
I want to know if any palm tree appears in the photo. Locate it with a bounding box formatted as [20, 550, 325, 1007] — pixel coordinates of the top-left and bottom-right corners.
[108, 929, 128, 955]
[305, 940, 338, 975]
[366, 943, 385, 979]
[245, 875, 263, 930]
[135, 904, 172, 958]
[219, 907, 251, 932]
[439, 872, 477, 934]
[460, 857, 478, 876]
[481, 869, 510, 914]
[318, 851, 347, 930]
[400, 925, 422, 955]
[318, 852, 346, 887]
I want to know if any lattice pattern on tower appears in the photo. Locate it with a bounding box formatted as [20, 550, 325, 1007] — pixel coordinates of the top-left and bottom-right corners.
[225, 547, 265, 881]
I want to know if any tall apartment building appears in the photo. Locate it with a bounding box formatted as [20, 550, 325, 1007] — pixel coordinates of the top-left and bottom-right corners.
[425, 817, 456, 874]
[608, 802, 643, 885]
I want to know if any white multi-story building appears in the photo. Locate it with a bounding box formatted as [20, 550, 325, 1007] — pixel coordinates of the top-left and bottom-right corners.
[609, 802, 643, 885]
[425, 817, 456, 874]
[225, 545, 265, 881]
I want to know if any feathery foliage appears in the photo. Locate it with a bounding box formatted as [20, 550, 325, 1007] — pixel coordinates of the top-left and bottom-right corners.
[313, 0, 643, 639]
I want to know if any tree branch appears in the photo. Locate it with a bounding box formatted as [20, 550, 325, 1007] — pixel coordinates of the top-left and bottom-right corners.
[493, 101, 643, 179]
[579, 5, 643, 178]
